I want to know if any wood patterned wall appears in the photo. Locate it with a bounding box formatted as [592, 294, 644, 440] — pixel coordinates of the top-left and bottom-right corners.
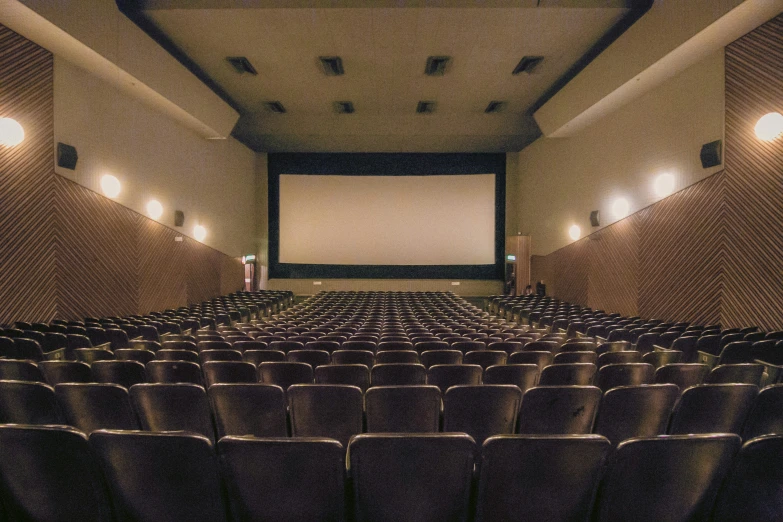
[532, 14, 783, 330]
[0, 24, 243, 324]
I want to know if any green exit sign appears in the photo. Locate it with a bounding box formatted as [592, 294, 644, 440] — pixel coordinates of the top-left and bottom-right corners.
[506, 255, 516, 261]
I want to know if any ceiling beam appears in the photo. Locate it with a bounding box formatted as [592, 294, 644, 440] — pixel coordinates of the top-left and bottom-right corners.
[138, 0, 644, 9]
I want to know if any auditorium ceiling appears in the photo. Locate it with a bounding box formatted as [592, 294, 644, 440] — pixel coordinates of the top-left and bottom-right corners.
[128, 1, 649, 152]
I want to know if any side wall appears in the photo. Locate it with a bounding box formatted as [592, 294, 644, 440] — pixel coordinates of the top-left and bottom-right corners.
[530, 15, 783, 330]
[0, 24, 243, 323]
[53, 57, 256, 257]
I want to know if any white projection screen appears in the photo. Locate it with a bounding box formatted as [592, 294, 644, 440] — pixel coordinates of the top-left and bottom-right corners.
[278, 174, 496, 266]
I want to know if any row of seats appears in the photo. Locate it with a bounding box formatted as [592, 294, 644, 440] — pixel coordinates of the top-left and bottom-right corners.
[3, 379, 781, 447]
[0, 425, 778, 522]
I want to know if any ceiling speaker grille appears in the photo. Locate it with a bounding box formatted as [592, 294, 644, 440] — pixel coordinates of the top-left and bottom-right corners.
[334, 101, 355, 114]
[265, 101, 286, 114]
[425, 56, 451, 76]
[226, 56, 258, 75]
[319, 56, 345, 76]
[512, 56, 544, 75]
[416, 101, 436, 114]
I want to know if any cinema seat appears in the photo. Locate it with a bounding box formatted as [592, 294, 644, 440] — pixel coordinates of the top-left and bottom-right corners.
[208, 383, 287, 438]
[517, 386, 601, 434]
[711, 435, 783, 522]
[315, 364, 370, 392]
[202, 361, 257, 387]
[475, 435, 610, 522]
[463, 350, 507, 369]
[593, 384, 679, 446]
[0, 359, 45, 382]
[90, 430, 227, 522]
[508, 351, 553, 371]
[288, 384, 363, 447]
[0, 380, 63, 425]
[668, 384, 758, 435]
[38, 360, 92, 385]
[0, 425, 113, 521]
[365, 385, 441, 433]
[742, 384, 783, 440]
[371, 363, 426, 386]
[257, 361, 313, 390]
[130, 383, 215, 443]
[218, 437, 345, 522]
[55, 383, 139, 432]
[426, 364, 482, 393]
[594, 434, 740, 522]
[348, 433, 475, 522]
[538, 363, 596, 386]
[596, 363, 654, 392]
[91, 360, 146, 388]
[443, 385, 522, 446]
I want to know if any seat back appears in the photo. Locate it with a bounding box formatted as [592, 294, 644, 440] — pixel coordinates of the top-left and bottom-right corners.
[0, 359, 44, 382]
[426, 364, 482, 393]
[365, 385, 441, 433]
[39, 360, 92, 385]
[0, 425, 113, 521]
[475, 435, 610, 522]
[146, 360, 203, 385]
[538, 363, 596, 385]
[654, 363, 709, 390]
[257, 361, 313, 390]
[669, 384, 759, 435]
[157, 349, 199, 363]
[348, 434, 475, 522]
[90, 430, 227, 522]
[463, 350, 507, 369]
[706, 363, 764, 385]
[91, 360, 147, 389]
[711, 434, 783, 522]
[288, 384, 363, 447]
[114, 348, 156, 364]
[742, 384, 783, 440]
[443, 385, 522, 446]
[420, 349, 463, 368]
[508, 351, 553, 372]
[597, 363, 655, 392]
[371, 363, 426, 386]
[593, 384, 679, 446]
[130, 383, 216, 443]
[55, 383, 139, 432]
[314, 364, 370, 392]
[218, 437, 345, 522]
[287, 349, 330, 368]
[242, 349, 286, 365]
[517, 386, 601, 434]
[594, 434, 741, 522]
[0, 380, 63, 424]
[208, 383, 287, 438]
[553, 351, 598, 365]
[202, 361, 257, 387]
[199, 349, 243, 363]
[482, 364, 538, 393]
[376, 350, 420, 364]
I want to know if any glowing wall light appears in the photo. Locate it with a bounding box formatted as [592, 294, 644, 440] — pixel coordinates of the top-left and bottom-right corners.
[755, 112, 783, 141]
[0, 118, 24, 147]
[568, 224, 581, 241]
[654, 173, 676, 197]
[612, 197, 630, 219]
[193, 224, 207, 242]
[147, 199, 163, 220]
[100, 174, 121, 198]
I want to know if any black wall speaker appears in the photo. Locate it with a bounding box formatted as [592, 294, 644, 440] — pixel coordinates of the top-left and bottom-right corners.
[590, 210, 600, 227]
[57, 143, 78, 170]
[174, 210, 185, 227]
[700, 140, 722, 169]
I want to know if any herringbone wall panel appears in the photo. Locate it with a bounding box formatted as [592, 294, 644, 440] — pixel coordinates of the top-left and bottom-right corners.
[137, 219, 187, 314]
[0, 23, 244, 322]
[637, 172, 725, 324]
[722, 14, 783, 330]
[529, 15, 783, 328]
[0, 25, 57, 324]
[588, 215, 640, 317]
[54, 177, 140, 318]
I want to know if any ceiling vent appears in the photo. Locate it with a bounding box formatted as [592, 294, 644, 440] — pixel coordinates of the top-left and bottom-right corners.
[226, 56, 258, 75]
[319, 56, 345, 76]
[416, 101, 436, 114]
[425, 56, 451, 76]
[334, 101, 355, 114]
[512, 56, 544, 75]
[485, 101, 505, 113]
[265, 101, 286, 114]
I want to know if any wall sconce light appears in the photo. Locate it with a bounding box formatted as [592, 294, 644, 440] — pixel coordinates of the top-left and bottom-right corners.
[0, 117, 24, 147]
[755, 112, 783, 141]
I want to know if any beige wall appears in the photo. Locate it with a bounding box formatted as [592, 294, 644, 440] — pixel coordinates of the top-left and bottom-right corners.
[515, 50, 725, 256]
[255, 152, 269, 289]
[53, 57, 257, 257]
